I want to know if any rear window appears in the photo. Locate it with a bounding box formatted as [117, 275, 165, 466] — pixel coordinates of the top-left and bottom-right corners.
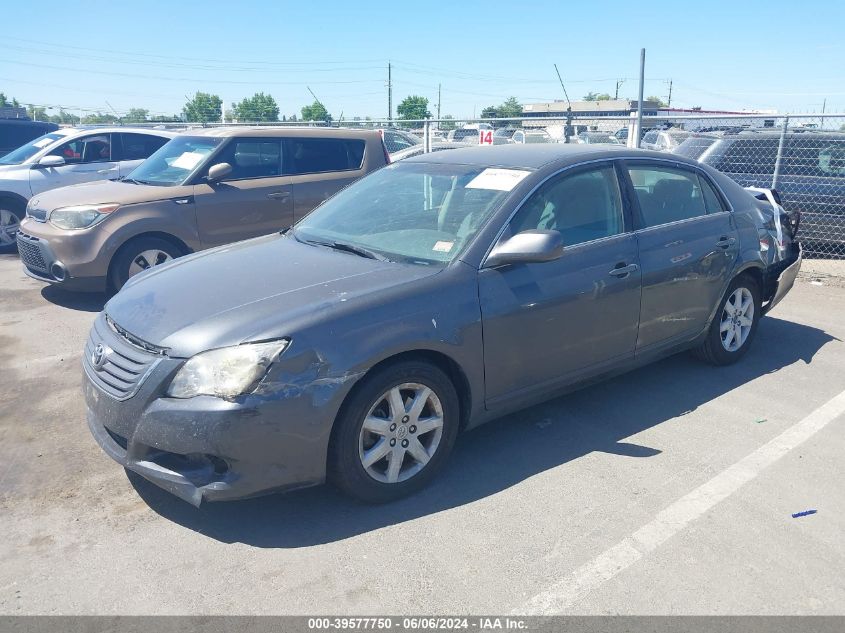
[284, 138, 365, 175]
[714, 138, 779, 174]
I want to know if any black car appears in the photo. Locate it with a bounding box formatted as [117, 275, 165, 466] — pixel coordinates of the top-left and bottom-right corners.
[697, 131, 845, 254]
[0, 118, 59, 156]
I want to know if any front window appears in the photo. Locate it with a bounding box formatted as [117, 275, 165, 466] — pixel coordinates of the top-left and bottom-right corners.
[294, 162, 527, 264]
[125, 136, 224, 186]
[0, 132, 65, 165]
[50, 134, 112, 164]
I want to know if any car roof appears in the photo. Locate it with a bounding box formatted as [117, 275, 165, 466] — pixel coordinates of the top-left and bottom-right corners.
[60, 126, 177, 138]
[402, 143, 679, 170]
[186, 126, 380, 139]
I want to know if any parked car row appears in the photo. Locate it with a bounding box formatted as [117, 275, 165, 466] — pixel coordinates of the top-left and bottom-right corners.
[0, 126, 802, 507]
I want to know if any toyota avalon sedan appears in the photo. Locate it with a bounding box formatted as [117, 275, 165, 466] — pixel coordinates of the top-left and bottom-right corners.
[84, 144, 801, 506]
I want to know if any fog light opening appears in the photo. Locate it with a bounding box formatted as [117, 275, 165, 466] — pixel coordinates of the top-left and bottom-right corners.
[50, 262, 67, 282]
[207, 455, 229, 476]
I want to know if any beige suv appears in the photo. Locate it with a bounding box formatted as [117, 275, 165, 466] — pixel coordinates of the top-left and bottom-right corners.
[17, 127, 389, 291]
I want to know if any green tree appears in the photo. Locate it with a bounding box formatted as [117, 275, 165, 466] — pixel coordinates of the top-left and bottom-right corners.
[233, 92, 279, 122]
[183, 92, 223, 123]
[300, 100, 330, 122]
[81, 112, 120, 124]
[48, 109, 81, 125]
[123, 108, 149, 123]
[646, 95, 668, 107]
[396, 95, 431, 125]
[498, 96, 522, 117]
[27, 105, 48, 121]
[0, 93, 8, 107]
[583, 92, 611, 101]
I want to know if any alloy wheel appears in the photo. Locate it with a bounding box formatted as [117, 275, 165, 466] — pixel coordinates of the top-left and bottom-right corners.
[0, 209, 20, 247]
[720, 287, 754, 352]
[358, 382, 444, 484]
[128, 249, 173, 277]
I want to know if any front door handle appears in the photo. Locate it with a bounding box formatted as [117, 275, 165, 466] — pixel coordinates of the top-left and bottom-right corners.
[266, 191, 290, 200]
[609, 263, 639, 278]
[716, 236, 736, 248]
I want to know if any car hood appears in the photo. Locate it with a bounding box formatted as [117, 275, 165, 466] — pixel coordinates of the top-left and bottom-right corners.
[32, 178, 192, 210]
[105, 234, 442, 357]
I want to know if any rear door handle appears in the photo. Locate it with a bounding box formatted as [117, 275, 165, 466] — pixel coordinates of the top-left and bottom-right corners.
[716, 236, 736, 248]
[266, 191, 290, 200]
[609, 263, 639, 278]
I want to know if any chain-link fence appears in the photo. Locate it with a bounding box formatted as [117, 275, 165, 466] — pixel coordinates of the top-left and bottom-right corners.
[347, 112, 844, 259]
[79, 111, 845, 258]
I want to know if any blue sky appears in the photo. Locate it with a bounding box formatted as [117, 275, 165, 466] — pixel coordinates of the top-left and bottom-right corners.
[2, 0, 842, 120]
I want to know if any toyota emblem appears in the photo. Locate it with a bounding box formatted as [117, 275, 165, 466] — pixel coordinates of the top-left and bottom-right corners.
[91, 344, 109, 369]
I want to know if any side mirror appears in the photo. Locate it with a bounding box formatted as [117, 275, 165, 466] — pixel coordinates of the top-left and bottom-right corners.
[37, 155, 65, 168]
[485, 230, 564, 268]
[207, 162, 232, 182]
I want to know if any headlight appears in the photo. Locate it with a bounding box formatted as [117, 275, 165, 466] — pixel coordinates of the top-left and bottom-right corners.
[49, 203, 120, 230]
[167, 340, 289, 399]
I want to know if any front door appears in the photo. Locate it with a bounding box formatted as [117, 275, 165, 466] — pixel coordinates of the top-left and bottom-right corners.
[30, 132, 118, 195]
[479, 163, 642, 407]
[193, 137, 294, 248]
[623, 161, 740, 351]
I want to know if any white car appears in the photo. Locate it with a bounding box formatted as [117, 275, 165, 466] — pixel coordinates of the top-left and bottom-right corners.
[0, 127, 176, 250]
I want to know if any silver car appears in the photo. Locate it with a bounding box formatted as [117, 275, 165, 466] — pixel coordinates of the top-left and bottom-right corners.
[0, 127, 176, 250]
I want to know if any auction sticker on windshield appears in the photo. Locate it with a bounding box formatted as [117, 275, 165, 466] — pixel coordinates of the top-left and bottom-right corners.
[466, 168, 531, 192]
[170, 151, 207, 170]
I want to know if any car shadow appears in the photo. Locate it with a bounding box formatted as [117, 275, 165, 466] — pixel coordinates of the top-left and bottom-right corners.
[131, 316, 836, 548]
[40, 285, 108, 312]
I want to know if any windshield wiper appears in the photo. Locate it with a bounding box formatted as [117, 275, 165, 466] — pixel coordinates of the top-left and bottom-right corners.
[120, 177, 147, 185]
[306, 238, 390, 262]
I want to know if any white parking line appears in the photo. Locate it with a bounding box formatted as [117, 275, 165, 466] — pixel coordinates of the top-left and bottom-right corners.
[515, 388, 845, 615]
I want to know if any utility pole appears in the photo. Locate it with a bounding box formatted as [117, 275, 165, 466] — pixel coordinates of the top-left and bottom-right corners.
[636, 48, 645, 149]
[437, 83, 441, 120]
[667, 79, 673, 108]
[554, 63, 573, 143]
[387, 62, 393, 123]
[821, 97, 826, 129]
[615, 79, 625, 100]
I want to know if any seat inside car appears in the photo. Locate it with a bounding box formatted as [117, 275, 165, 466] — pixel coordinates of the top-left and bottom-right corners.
[644, 178, 697, 225]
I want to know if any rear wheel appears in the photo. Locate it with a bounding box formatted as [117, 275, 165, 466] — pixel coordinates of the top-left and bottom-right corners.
[328, 360, 459, 503]
[694, 275, 761, 365]
[0, 202, 24, 252]
[109, 236, 183, 290]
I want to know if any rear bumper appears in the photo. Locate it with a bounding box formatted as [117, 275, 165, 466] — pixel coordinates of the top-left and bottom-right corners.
[763, 244, 802, 314]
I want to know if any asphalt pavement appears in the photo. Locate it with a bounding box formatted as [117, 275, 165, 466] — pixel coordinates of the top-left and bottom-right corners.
[1, 252, 843, 615]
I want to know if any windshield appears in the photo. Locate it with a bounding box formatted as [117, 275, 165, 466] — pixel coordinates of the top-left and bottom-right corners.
[0, 132, 66, 165]
[125, 135, 223, 186]
[294, 162, 528, 265]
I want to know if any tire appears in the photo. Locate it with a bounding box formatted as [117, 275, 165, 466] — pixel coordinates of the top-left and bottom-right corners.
[109, 236, 183, 291]
[328, 360, 460, 503]
[694, 274, 762, 366]
[0, 200, 24, 253]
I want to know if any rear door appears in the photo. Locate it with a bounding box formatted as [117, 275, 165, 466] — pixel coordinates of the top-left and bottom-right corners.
[29, 132, 118, 195]
[116, 133, 170, 177]
[192, 137, 293, 247]
[478, 162, 642, 406]
[284, 136, 367, 221]
[623, 160, 739, 351]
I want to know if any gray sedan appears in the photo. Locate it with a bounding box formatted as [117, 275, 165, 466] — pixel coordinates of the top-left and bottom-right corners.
[84, 144, 801, 506]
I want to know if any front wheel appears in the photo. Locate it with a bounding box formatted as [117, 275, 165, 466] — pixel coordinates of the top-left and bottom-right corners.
[328, 360, 460, 503]
[0, 205, 23, 252]
[694, 275, 761, 365]
[109, 236, 183, 291]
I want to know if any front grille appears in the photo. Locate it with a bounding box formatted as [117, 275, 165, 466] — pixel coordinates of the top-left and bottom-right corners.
[16, 231, 48, 273]
[83, 315, 161, 401]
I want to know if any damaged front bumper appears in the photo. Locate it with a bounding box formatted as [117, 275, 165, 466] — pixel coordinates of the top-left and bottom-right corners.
[83, 315, 345, 507]
[763, 243, 802, 314]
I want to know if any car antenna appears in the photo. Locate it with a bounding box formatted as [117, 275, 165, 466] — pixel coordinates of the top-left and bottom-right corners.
[553, 64, 573, 144]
